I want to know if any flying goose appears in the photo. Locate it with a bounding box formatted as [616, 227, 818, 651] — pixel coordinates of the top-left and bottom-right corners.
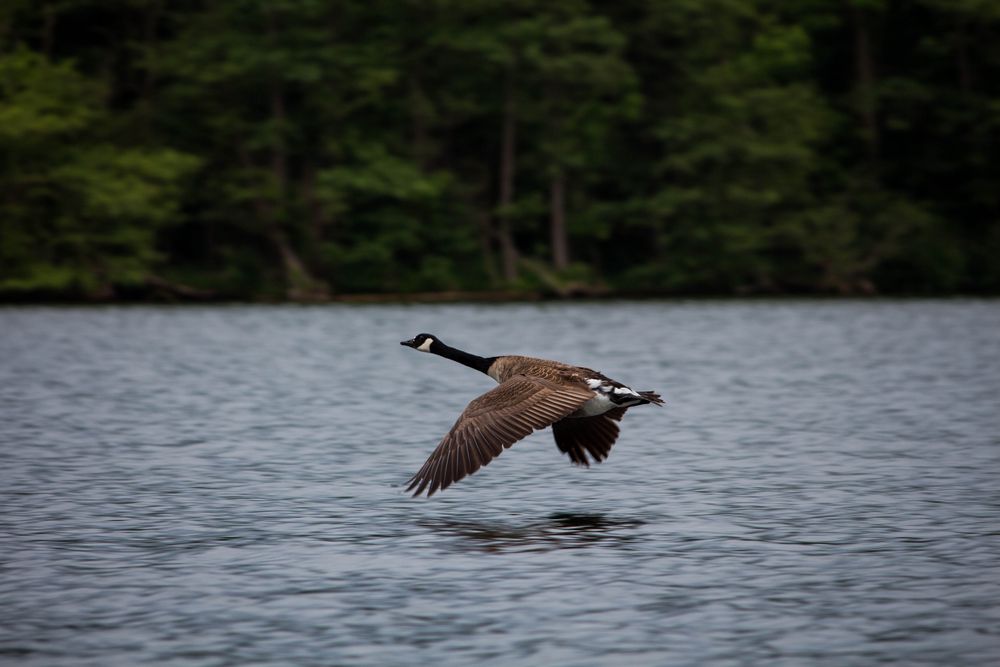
[400, 333, 664, 497]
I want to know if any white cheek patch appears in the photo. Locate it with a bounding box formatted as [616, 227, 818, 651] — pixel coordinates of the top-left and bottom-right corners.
[417, 338, 434, 352]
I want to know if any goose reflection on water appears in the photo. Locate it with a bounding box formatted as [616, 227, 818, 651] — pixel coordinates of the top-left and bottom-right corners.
[418, 512, 645, 553]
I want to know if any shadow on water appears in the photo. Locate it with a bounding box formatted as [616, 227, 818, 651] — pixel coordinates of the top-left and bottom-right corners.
[418, 512, 644, 553]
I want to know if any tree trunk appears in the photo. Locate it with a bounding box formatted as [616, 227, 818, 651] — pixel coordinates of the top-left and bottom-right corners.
[262, 11, 324, 300]
[140, 0, 163, 140]
[851, 4, 879, 160]
[41, 3, 56, 56]
[955, 22, 972, 93]
[410, 76, 430, 167]
[478, 210, 499, 285]
[269, 79, 317, 298]
[270, 227, 324, 300]
[550, 169, 569, 271]
[270, 80, 287, 192]
[301, 162, 328, 242]
[496, 71, 520, 283]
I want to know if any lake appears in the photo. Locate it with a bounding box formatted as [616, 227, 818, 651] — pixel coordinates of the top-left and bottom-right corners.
[1, 300, 999, 666]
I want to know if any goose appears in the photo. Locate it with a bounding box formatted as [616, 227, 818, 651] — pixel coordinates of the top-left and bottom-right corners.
[400, 333, 664, 497]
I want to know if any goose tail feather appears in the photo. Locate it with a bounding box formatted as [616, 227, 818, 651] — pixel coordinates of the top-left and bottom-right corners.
[638, 391, 665, 406]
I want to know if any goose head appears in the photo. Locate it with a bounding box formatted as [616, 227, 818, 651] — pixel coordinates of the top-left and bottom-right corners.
[400, 333, 439, 353]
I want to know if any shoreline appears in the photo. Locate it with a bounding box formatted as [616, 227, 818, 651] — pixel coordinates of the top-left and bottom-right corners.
[1, 289, 998, 306]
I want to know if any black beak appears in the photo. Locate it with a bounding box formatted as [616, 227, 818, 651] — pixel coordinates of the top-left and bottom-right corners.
[401, 338, 417, 348]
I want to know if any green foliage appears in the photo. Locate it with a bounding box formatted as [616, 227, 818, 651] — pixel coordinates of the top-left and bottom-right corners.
[1, 0, 999, 299]
[640, 9, 834, 291]
[0, 48, 97, 144]
[0, 47, 198, 296]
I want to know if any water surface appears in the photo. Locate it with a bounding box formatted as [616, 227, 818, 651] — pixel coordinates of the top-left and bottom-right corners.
[2, 301, 999, 665]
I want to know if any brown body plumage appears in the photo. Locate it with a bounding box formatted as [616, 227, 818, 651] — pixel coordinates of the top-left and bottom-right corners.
[400, 334, 664, 497]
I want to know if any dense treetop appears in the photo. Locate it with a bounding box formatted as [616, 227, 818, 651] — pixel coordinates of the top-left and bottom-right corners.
[2, 0, 998, 300]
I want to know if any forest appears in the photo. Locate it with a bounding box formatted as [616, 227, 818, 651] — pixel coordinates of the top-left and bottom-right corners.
[1, 0, 999, 301]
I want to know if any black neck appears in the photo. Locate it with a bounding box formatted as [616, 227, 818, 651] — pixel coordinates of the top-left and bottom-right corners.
[431, 341, 495, 375]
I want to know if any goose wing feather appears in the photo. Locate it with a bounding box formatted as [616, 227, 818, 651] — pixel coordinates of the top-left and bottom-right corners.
[551, 407, 627, 467]
[406, 374, 594, 497]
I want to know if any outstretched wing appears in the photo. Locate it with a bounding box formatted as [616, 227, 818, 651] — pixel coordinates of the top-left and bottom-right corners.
[552, 407, 627, 467]
[406, 375, 594, 497]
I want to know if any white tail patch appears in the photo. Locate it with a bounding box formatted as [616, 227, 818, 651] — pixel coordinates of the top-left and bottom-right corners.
[586, 377, 640, 398]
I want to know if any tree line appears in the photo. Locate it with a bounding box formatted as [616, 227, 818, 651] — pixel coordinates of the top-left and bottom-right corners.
[1, 0, 999, 300]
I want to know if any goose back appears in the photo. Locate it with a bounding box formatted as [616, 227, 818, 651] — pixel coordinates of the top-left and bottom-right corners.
[487, 355, 601, 386]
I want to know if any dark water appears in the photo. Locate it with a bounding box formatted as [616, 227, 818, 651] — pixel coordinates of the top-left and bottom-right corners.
[2, 301, 999, 666]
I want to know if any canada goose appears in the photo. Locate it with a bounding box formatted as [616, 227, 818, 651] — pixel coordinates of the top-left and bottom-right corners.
[400, 333, 664, 497]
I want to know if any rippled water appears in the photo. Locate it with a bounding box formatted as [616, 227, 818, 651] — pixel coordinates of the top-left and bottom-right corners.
[2, 301, 999, 666]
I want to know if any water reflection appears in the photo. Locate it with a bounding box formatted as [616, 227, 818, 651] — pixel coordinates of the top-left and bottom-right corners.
[419, 512, 644, 553]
